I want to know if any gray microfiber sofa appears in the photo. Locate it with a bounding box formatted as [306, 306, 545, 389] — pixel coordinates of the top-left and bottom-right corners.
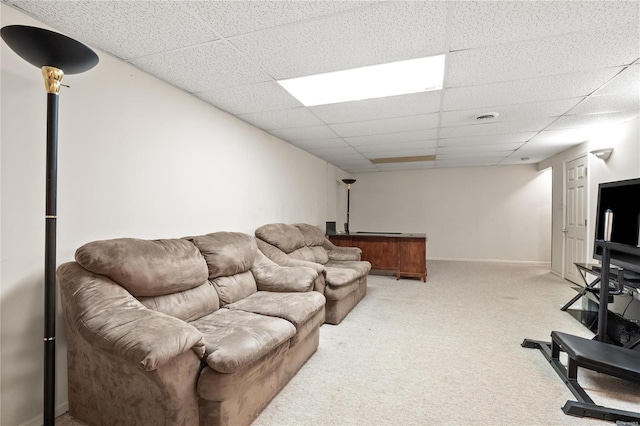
[254, 223, 371, 325]
[57, 231, 325, 426]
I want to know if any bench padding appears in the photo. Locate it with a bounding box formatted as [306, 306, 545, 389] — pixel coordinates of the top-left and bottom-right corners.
[551, 331, 640, 383]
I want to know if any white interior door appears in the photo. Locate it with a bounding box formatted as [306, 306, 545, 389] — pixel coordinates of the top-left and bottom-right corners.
[564, 155, 588, 284]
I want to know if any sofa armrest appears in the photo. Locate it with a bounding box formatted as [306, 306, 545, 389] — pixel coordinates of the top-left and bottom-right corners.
[322, 240, 362, 261]
[256, 239, 325, 275]
[58, 262, 205, 371]
[251, 250, 318, 292]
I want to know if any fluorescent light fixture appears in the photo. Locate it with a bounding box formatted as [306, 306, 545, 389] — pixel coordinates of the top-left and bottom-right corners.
[277, 54, 445, 107]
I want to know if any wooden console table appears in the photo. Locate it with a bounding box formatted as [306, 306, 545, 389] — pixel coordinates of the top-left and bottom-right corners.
[328, 232, 427, 282]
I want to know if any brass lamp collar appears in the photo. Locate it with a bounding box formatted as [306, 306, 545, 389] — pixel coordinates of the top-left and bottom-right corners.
[42, 66, 64, 94]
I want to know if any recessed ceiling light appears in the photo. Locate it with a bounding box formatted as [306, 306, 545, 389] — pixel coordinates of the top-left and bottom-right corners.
[277, 54, 445, 107]
[474, 112, 499, 121]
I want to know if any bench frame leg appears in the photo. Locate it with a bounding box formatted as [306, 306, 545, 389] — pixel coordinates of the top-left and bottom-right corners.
[522, 338, 640, 423]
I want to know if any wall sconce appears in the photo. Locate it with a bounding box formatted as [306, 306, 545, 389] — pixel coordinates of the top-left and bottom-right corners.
[591, 148, 613, 161]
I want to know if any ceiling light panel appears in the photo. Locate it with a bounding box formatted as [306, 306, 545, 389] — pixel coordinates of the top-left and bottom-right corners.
[278, 55, 445, 107]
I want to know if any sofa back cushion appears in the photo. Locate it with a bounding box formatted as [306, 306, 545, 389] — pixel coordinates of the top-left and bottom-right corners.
[188, 232, 256, 278]
[138, 282, 220, 322]
[293, 223, 327, 247]
[75, 238, 209, 297]
[255, 223, 305, 254]
[187, 232, 258, 306]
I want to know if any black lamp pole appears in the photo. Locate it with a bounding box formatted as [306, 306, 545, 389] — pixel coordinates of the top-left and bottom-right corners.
[1, 25, 98, 426]
[342, 179, 356, 234]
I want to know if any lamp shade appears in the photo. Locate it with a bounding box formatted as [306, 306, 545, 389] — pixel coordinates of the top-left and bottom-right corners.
[342, 178, 356, 185]
[1, 25, 98, 73]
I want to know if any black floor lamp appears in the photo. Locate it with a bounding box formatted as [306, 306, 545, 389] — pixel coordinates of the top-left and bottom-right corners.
[342, 179, 356, 234]
[1, 25, 98, 426]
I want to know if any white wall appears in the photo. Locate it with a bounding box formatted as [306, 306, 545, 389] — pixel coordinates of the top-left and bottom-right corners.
[539, 116, 640, 276]
[351, 165, 552, 262]
[0, 5, 346, 425]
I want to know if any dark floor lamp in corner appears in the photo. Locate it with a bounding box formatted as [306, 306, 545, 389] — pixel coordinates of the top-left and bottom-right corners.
[1, 25, 98, 426]
[342, 179, 356, 234]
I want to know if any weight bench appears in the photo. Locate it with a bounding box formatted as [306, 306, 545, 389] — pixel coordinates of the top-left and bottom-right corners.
[522, 331, 640, 422]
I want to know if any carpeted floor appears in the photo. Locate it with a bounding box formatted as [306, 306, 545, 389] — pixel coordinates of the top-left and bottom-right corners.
[57, 260, 640, 425]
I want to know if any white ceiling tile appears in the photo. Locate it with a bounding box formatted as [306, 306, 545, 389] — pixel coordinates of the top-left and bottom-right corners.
[440, 118, 554, 139]
[438, 133, 537, 147]
[448, 26, 639, 87]
[238, 108, 324, 130]
[546, 111, 640, 130]
[129, 41, 271, 93]
[305, 146, 362, 157]
[9, 1, 221, 59]
[309, 91, 442, 124]
[438, 151, 514, 161]
[184, 1, 378, 38]
[437, 143, 524, 154]
[450, 1, 639, 50]
[345, 130, 439, 146]
[229, 1, 448, 79]
[356, 141, 437, 154]
[443, 68, 623, 111]
[441, 99, 582, 127]
[290, 138, 350, 150]
[435, 159, 503, 168]
[330, 113, 439, 138]
[594, 65, 640, 96]
[196, 81, 302, 115]
[528, 129, 592, 145]
[567, 93, 640, 116]
[268, 125, 339, 142]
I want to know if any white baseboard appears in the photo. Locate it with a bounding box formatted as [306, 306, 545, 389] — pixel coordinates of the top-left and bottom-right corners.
[428, 257, 551, 266]
[20, 402, 68, 426]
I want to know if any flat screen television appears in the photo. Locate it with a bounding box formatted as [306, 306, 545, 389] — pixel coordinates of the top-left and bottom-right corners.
[593, 177, 640, 275]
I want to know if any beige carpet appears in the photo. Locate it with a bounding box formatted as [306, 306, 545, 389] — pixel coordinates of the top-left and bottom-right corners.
[57, 260, 640, 425]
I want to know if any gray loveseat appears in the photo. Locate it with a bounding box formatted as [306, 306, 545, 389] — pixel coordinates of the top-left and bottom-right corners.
[255, 223, 371, 325]
[58, 231, 325, 426]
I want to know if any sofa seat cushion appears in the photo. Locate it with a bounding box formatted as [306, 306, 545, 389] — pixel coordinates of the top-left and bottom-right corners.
[190, 309, 295, 374]
[324, 266, 361, 287]
[226, 291, 325, 330]
[326, 260, 371, 277]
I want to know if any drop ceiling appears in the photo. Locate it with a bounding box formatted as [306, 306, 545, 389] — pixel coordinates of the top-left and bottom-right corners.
[7, 1, 640, 173]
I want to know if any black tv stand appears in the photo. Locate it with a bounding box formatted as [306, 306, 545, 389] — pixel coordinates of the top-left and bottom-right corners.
[561, 262, 640, 347]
